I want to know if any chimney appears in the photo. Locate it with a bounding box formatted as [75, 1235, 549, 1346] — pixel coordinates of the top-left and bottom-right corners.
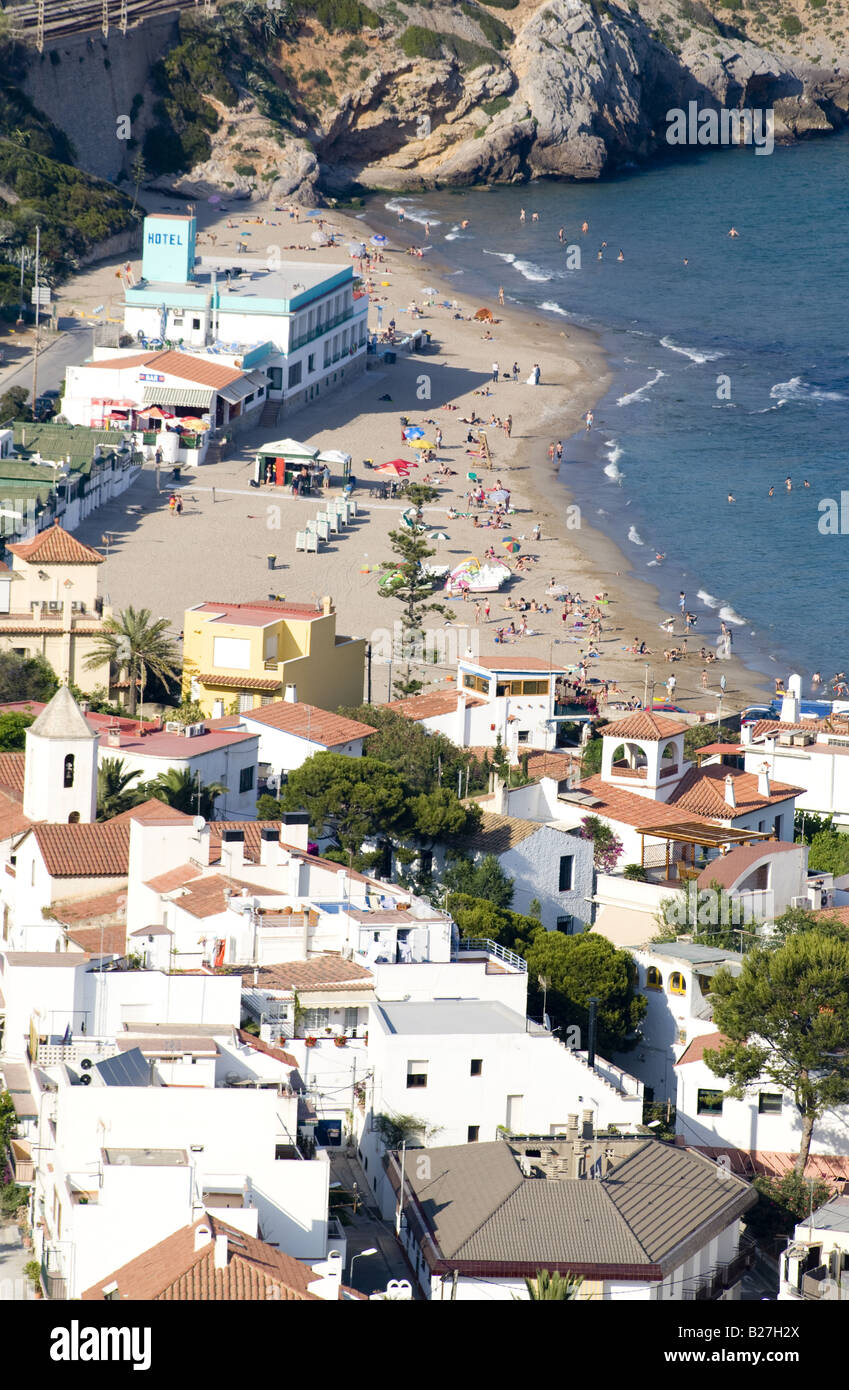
[107, 727, 121, 747]
[260, 826, 279, 868]
[493, 773, 507, 816]
[604, 1146, 616, 1175]
[214, 1232, 229, 1270]
[581, 1108, 593, 1139]
[281, 810, 309, 853]
[455, 689, 468, 749]
[196, 825, 212, 866]
[570, 1141, 585, 1180]
[288, 857, 302, 898]
[566, 1114, 579, 1141]
[758, 762, 771, 799]
[321, 595, 332, 617]
[221, 828, 245, 875]
[724, 773, 736, 810]
[284, 684, 297, 704]
[194, 1223, 213, 1252]
[779, 690, 799, 724]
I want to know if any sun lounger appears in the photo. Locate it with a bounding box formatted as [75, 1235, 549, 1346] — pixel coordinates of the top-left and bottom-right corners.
[295, 530, 320, 553]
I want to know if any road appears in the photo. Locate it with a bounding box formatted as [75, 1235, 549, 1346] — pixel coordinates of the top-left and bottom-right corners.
[0, 321, 93, 403]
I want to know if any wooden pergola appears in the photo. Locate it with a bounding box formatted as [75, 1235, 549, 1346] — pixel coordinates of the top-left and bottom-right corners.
[638, 821, 775, 881]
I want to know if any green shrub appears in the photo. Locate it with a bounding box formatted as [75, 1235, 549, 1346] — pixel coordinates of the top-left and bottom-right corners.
[234, 162, 257, 176]
[623, 863, 648, 881]
[399, 24, 443, 57]
[481, 94, 509, 116]
[341, 36, 369, 57]
[460, 1, 513, 47]
[480, 0, 519, 7]
[301, 0, 380, 30]
[780, 13, 804, 32]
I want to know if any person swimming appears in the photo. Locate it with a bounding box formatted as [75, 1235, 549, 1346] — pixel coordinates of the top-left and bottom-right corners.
[728, 227, 740, 237]
[617, 250, 624, 261]
[581, 221, 589, 233]
[727, 493, 736, 502]
[785, 476, 792, 491]
[768, 486, 774, 496]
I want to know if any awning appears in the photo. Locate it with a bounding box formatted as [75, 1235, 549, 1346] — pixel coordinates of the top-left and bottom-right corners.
[218, 377, 260, 405]
[256, 438, 318, 460]
[143, 385, 214, 409]
[245, 369, 269, 388]
[197, 672, 282, 692]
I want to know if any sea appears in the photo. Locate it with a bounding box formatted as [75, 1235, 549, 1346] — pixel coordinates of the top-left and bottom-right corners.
[365, 130, 849, 690]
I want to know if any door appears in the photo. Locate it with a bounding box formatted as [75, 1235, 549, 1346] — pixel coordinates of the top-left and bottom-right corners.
[506, 1095, 523, 1132]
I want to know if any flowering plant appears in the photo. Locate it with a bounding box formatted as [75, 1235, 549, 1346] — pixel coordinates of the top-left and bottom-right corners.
[579, 815, 624, 873]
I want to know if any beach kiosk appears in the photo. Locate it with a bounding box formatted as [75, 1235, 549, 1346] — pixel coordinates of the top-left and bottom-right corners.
[254, 437, 318, 489]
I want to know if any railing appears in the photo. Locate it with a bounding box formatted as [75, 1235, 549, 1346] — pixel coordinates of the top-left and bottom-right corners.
[611, 760, 647, 779]
[681, 1239, 755, 1300]
[291, 308, 354, 350]
[454, 937, 527, 973]
[571, 1050, 643, 1098]
[10, 1138, 34, 1183]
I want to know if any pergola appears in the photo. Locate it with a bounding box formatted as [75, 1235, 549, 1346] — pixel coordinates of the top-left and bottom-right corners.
[638, 821, 775, 881]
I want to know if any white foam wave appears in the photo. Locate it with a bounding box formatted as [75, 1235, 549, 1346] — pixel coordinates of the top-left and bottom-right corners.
[539, 300, 570, 317]
[770, 376, 846, 403]
[719, 605, 746, 626]
[617, 369, 665, 406]
[384, 198, 441, 228]
[660, 335, 724, 364]
[604, 462, 623, 481]
[628, 526, 645, 546]
[512, 259, 552, 283]
[697, 590, 720, 609]
[605, 440, 623, 465]
[483, 249, 516, 262]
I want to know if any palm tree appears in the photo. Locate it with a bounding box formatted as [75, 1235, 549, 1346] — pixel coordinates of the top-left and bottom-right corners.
[525, 1270, 583, 1301]
[83, 606, 180, 716]
[97, 756, 143, 821]
[143, 767, 228, 819]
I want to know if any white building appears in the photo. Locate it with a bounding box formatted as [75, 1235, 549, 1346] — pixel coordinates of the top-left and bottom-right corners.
[675, 1030, 849, 1162]
[779, 1194, 849, 1301]
[382, 1135, 756, 1300]
[742, 703, 849, 827]
[389, 653, 570, 756]
[96, 719, 260, 822]
[121, 214, 369, 420]
[219, 699, 376, 790]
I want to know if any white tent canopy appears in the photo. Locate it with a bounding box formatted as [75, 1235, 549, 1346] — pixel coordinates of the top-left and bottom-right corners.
[256, 438, 318, 459]
[317, 449, 352, 466]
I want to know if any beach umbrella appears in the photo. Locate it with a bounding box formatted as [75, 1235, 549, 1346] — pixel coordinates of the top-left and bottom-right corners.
[421, 286, 438, 296]
[376, 460, 412, 476]
[411, 439, 435, 452]
[428, 531, 449, 551]
[502, 539, 521, 554]
[466, 471, 478, 481]
[383, 457, 416, 469]
[474, 307, 494, 322]
[403, 426, 425, 439]
[371, 234, 388, 245]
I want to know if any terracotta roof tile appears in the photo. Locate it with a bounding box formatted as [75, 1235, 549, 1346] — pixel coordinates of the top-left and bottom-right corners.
[197, 673, 282, 692]
[670, 766, 803, 819]
[170, 873, 279, 920]
[109, 799, 192, 825]
[240, 701, 376, 745]
[603, 711, 688, 740]
[676, 1032, 729, 1066]
[7, 523, 105, 565]
[242, 956, 374, 993]
[0, 752, 25, 796]
[695, 841, 800, 891]
[50, 887, 128, 925]
[31, 822, 130, 877]
[81, 1213, 328, 1301]
[387, 690, 484, 720]
[0, 788, 31, 841]
[236, 1029, 298, 1069]
[79, 349, 244, 389]
[576, 775, 714, 831]
[145, 863, 205, 894]
[66, 925, 127, 955]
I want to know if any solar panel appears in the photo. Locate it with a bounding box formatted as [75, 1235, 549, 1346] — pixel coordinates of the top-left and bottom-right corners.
[94, 1047, 151, 1088]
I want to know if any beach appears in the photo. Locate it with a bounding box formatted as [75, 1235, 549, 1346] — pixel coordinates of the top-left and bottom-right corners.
[58, 189, 770, 716]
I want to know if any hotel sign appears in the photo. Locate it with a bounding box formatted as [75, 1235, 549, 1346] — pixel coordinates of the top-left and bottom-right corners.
[139, 372, 165, 383]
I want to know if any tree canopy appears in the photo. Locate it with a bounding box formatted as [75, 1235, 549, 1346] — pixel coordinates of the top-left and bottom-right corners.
[338, 703, 486, 795]
[0, 651, 57, 703]
[523, 931, 647, 1053]
[807, 828, 849, 877]
[706, 932, 849, 1172]
[446, 891, 542, 956]
[0, 710, 33, 750]
[443, 853, 514, 908]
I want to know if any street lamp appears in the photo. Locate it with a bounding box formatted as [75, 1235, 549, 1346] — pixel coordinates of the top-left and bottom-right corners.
[348, 1247, 378, 1285]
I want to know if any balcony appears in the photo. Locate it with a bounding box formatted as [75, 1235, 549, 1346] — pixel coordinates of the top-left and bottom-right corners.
[681, 1239, 755, 1300]
[291, 308, 354, 351]
[10, 1138, 34, 1184]
[611, 760, 647, 780]
[454, 937, 528, 973]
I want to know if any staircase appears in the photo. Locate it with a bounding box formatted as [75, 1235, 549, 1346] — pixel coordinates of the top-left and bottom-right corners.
[260, 398, 283, 430]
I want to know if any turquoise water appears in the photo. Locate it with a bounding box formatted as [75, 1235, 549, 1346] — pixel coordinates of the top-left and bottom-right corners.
[369, 133, 849, 687]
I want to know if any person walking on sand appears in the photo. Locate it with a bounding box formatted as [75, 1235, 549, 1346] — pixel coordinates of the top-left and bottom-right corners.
[492, 361, 499, 383]
[498, 286, 504, 306]
[435, 426, 443, 449]
[484, 599, 491, 621]
[532, 522, 541, 542]
[176, 495, 183, 516]
[505, 415, 512, 438]
[512, 361, 519, 382]
[168, 493, 176, 515]
[474, 601, 482, 625]
[555, 440, 563, 464]
[701, 669, 708, 689]
[585, 410, 593, 432]
[548, 442, 556, 463]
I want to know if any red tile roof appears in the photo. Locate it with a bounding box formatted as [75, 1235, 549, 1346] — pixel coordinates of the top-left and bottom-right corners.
[197, 673, 282, 692]
[468, 654, 568, 672]
[81, 1213, 328, 1301]
[387, 690, 484, 720]
[66, 925, 128, 955]
[603, 711, 688, 740]
[195, 600, 326, 622]
[748, 719, 832, 741]
[241, 956, 374, 993]
[240, 701, 376, 745]
[0, 752, 25, 796]
[50, 887, 128, 925]
[79, 349, 244, 389]
[670, 766, 803, 819]
[166, 873, 274, 920]
[7, 523, 105, 565]
[236, 1029, 298, 1069]
[98, 727, 257, 758]
[694, 743, 744, 757]
[30, 822, 130, 877]
[695, 841, 799, 891]
[0, 792, 31, 842]
[145, 864, 205, 894]
[109, 799, 192, 825]
[690, 1147, 849, 1184]
[676, 1032, 729, 1066]
[577, 775, 714, 832]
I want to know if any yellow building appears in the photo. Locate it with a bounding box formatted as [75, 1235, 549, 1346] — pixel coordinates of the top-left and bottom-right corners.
[0, 523, 114, 695]
[182, 595, 365, 716]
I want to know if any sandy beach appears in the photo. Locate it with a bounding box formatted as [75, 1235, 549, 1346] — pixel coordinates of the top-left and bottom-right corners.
[56, 190, 769, 718]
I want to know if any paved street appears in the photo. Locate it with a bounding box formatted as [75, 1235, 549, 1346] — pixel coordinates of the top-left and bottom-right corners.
[329, 1150, 421, 1299]
[0, 1219, 35, 1300]
[0, 321, 93, 402]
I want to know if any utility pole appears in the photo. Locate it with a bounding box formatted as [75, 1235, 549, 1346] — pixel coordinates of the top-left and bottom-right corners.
[394, 1141, 406, 1236]
[102, 0, 109, 40]
[120, 0, 127, 33]
[36, 0, 44, 53]
[31, 226, 41, 417]
[366, 642, 372, 703]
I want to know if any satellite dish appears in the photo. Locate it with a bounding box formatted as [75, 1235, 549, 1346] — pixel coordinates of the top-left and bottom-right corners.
[193, 816, 207, 834]
[80, 1057, 92, 1070]
[79, 1074, 91, 1086]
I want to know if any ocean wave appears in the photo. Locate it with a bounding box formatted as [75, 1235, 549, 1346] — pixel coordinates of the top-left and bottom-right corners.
[617, 369, 665, 407]
[769, 376, 846, 403]
[512, 259, 552, 283]
[628, 526, 645, 546]
[483, 249, 516, 262]
[539, 300, 570, 317]
[697, 590, 720, 609]
[384, 198, 441, 228]
[719, 605, 746, 626]
[659, 335, 725, 364]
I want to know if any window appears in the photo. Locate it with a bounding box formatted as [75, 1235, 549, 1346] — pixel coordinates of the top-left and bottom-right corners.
[517, 730, 530, 744]
[406, 1060, 428, 1089]
[462, 673, 489, 695]
[467, 1125, 479, 1143]
[192, 318, 201, 331]
[238, 693, 254, 713]
[308, 353, 315, 373]
[558, 855, 574, 891]
[774, 815, 783, 839]
[304, 1008, 329, 1031]
[239, 766, 254, 794]
[645, 966, 663, 990]
[470, 1059, 483, 1077]
[63, 754, 74, 788]
[172, 315, 183, 327]
[344, 1007, 359, 1030]
[758, 1092, 783, 1114]
[669, 971, 686, 995]
[288, 361, 302, 389]
[556, 915, 574, 934]
[697, 1089, 724, 1115]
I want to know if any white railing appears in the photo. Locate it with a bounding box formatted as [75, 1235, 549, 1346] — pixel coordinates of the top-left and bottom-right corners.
[454, 937, 527, 973]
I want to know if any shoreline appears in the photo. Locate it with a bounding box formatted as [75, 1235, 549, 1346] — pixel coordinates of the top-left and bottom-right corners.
[59, 187, 770, 716]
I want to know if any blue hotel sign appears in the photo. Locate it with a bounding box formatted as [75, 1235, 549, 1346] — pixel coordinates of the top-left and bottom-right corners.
[147, 233, 183, 246]
[141, 215, 197, 285]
